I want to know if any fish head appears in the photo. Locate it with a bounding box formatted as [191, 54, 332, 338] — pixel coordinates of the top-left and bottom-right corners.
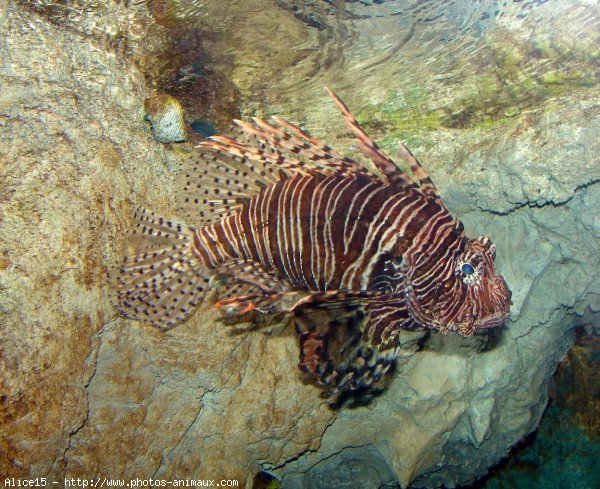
[435, 236, 511, 335]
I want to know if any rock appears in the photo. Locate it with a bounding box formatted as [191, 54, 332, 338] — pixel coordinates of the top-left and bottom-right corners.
[0, 4, 334, 485]
[1, 1, 599, 488]
[0, 0, 174, 478]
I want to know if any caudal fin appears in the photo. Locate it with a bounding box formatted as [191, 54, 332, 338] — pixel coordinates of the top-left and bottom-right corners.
[109, 209, 211, 330]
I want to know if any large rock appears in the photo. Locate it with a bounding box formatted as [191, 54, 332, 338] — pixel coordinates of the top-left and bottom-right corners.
[274, 92, 600, 487]
[1, 1, 598, 488]
[0, 0, 171, 477]
[0, 3, 333, 484]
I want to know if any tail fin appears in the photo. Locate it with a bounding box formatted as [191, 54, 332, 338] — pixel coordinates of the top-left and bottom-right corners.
[109, 209, 211, 330]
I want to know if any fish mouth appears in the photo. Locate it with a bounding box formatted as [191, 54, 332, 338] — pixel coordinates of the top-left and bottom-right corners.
[475, 275, 512, 329]
[474, 308, 511, 329]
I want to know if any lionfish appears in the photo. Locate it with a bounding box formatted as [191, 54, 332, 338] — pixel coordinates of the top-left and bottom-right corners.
[112, 89, 511, 397]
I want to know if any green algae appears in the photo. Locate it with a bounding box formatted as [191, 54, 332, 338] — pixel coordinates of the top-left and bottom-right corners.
[354, 31, 598, 137]
[441, 34, 599, 129]
[542, 69, 596, 95]
[352, 89, 441, 154]
[356, 89, 442, 133]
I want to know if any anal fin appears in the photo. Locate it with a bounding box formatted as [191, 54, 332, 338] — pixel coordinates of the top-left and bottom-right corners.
[209, 258, 293, 294]
[208, 258, 293, 318]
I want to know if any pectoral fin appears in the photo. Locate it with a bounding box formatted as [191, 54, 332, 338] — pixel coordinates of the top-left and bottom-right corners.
[294, 303, 400, 399]
[215, 288, 384, 317]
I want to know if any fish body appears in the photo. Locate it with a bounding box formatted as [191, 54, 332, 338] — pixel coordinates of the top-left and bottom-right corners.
[113, 89, 511, 397]
[196, 172, 450, 292]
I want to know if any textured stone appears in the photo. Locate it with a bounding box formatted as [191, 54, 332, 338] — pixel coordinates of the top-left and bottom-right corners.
[1, 1, 599, 488]
[0, 1, 173, 478]
[274, 94, 600, 487]
[0, 4, 334, 484]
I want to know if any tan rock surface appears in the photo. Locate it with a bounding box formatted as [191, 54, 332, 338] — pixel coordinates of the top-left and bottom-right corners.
[0, 3, 328, 484]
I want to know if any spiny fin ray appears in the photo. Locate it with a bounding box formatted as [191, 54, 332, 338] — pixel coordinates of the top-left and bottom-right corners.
[325, 87, 439, 197]
[325, 87, 413, 184]
[394, 143, 439, 197]
[239, 117, 370, 177]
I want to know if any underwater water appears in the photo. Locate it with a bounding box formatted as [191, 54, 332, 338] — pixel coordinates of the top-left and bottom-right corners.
[1, 1, 598, 488]
[466, 333, 600, 489]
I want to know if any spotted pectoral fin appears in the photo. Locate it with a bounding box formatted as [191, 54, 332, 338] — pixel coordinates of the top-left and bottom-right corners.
[294, 303, 399, 398]
[231, 288, 398, 397]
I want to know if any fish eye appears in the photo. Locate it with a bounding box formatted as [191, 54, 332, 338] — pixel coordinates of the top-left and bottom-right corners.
[461, 263, 475, 275]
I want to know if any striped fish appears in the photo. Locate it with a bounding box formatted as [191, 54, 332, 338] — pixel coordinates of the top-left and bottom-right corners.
[111, 89, 512, 397]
